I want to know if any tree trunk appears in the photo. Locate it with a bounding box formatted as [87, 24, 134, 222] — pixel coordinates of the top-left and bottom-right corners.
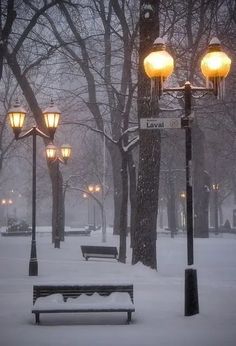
[119, 153, 128, 263]
[128, 152, 137, 248]
[108, 143, 122, 235]
[49, 162, 65, 245]
[193, 122, 210, 238]
[167, 171, 177, 237]
[132, 0, 160, 270]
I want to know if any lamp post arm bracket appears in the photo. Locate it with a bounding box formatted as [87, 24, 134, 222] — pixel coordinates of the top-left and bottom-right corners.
[192, 91, 212, 99]
[35, 127, 50, 139]
[164, 86, 213, 92]
[164, 87, 184, 92]
[49, 157, 64, 165]
[58, 157, 64, 164]
[16, 127, 35, 140]
[190, 86, 213, 92]
[16, 126, 50, 140]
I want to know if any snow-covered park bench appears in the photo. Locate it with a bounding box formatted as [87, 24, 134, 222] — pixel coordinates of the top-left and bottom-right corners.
[32, 284, 135, 324]
[81, 245, 118, 261]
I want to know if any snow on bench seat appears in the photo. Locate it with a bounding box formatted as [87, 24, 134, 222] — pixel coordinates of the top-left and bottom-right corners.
[32, 284, 135, 324]
[33, 292, 134, 311]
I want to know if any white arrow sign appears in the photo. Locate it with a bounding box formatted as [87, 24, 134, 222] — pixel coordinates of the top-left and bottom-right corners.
[140, 117, 181, 130]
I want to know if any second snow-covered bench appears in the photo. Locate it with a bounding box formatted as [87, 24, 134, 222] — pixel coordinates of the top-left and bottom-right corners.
[32, 284, 135, 324]
[81, 245, 118, 261]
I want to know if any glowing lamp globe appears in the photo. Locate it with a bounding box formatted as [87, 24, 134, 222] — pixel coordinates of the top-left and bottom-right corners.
[201, 38, 231, 78]
[144, 38, 174, 79]
[88, 185, 94, 193]
[43, 100, 61, 139]
[60, 144, 72, 163]
[8, 99, 27, 139]
[95, 185, 101, 192]
[46, 143, 57, 161]
[201, 38, 231, 98]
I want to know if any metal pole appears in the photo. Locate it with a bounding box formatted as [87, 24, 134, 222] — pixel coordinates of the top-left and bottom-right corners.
[87, 198, 89, 225]
[29, 128, 38, 276]
[93, 204, 96, 230]
[184, 82, 199, 316]
[102, 127, 106, 242]
[184, 82, 194, 265]
[6, 204, 9, 229]
[54, 160, 60, 248]
[214, 188, 219, 235]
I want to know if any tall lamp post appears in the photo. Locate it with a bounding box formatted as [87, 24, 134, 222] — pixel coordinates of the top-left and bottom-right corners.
[46, 143, 72, 248]
[143, 37, 231, 315]
[212, 183, 219, 235]
[1, 198, 13, 228]
[87, 184, 106, 242]
[8, 99, 60, 276]
[88, 184, 101, 231]
[83, 193, 90, 225]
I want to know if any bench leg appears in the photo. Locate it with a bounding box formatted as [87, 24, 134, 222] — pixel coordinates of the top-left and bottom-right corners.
[127, 311, 132, 324]
[35, 313, 40, 324]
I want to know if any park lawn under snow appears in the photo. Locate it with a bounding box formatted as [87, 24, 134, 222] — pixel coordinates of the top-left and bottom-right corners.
[0, 227, 236, 346]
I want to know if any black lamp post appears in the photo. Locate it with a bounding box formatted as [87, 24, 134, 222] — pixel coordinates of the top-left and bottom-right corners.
[88, 184, 101, 231]
[143, 37, 231, 316]
[46, 143, 72, 248]
[8, 99, 61, 276]
[83, 193, 90, 225]
[1, 198, 13, 228]
[212, 183, 219, 235]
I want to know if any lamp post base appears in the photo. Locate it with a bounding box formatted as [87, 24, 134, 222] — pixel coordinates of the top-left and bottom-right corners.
[29, 260, 38, 276]
[185, 268, 199, 316]
[29, 239, 38, 276]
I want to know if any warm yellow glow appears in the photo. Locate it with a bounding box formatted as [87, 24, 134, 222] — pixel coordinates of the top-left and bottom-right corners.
[201, 51, 231, 78]
[212, 183, 219, 190]
[88, 185, 94, 193]
[60, 144, 72, 160]
[8, 99, 27, 136]
[144, 50, 174, 79]
[43, 100, 61, 139]
[88, 184, 101, 193]
[95, 185, 101, 192]
[1, 199, 13, 205]
[8, 111, 26, 129]
[180, 192, 186, 198]
[46, 143, 57, 160]
[44, 112, 60, 129]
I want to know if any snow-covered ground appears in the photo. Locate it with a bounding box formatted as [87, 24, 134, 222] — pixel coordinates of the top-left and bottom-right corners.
[0, 227, 236, 346]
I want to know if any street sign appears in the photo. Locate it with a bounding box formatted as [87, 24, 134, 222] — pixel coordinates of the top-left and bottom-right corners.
[140, 117, 182, 130]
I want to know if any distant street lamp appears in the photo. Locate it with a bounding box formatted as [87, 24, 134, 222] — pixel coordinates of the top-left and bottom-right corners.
[88, 184, 101, 230]
[212, 183, 219, 235]
[82, 193, 89, 225]
[1, 198, 13, 228]
[144, 37, 231, 316]
[46, 143, 72, 248]
[8, 98, 60, 276]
